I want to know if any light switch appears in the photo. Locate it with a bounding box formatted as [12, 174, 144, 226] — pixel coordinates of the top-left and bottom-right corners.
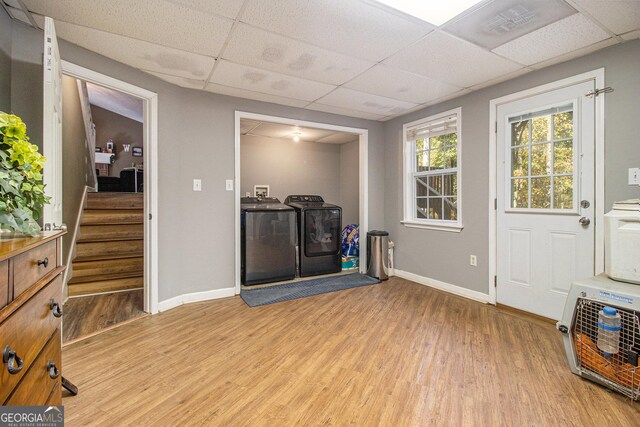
[225, 179, 234, 191]
[629, 168, 640, 186]
[193, 179, 202, 192]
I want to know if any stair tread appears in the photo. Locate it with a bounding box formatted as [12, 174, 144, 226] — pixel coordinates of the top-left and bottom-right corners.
[86, 192, 143, 210]
[68, 276, 143, 297]
[74, 240, 144, 262]
[81, 209, 144, 225]
[69, 257, 144, 284]
[78, 224, 144, 242]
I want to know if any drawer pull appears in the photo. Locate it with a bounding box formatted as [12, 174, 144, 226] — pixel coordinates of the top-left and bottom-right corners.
[2, 346, 24, 375]
[37, 257, 49, 268]
[50, 299, 63, 318]
[46, 361, 60, 379]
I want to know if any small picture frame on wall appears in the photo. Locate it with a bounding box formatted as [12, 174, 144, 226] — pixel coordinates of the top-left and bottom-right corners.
[254, 185, 270, 198]
[132, 146, 143, 157]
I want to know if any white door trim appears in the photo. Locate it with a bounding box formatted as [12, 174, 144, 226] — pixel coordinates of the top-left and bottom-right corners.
[234, 111, 369, 295]
[61, 60, 160, 314]
[488, 69, 605, 305]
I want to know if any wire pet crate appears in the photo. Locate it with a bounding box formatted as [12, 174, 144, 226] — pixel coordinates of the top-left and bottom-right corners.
[558, 275, 640, 400]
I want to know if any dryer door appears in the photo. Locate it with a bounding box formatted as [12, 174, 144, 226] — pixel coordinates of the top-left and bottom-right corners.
[304, 209, 341, 257]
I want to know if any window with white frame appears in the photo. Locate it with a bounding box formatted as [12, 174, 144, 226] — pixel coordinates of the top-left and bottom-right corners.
[403, 108, 462, 230]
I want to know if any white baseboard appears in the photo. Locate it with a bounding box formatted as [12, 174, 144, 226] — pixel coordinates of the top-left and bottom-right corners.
[393, 269, 490, 304]
[158, 287, 236, 312]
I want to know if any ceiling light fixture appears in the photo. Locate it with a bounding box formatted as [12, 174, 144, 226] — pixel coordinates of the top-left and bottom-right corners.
[292, 130, 302, 142]
[373, 0, 485, 26]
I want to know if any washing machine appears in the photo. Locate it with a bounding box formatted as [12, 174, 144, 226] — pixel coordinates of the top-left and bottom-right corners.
[241, 197, 296, 285]
[284, 195, 342, 277]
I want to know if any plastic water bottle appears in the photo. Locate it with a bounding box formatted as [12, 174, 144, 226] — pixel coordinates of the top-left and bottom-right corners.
[597, 306, 621, 357]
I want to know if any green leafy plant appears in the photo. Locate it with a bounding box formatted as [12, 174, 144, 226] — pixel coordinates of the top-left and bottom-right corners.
[0, 112, 50, 235]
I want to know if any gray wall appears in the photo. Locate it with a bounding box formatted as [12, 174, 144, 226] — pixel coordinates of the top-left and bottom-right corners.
[61, 75, 94, 273]
[0, 8, 11, 112]
[241, 135, 341, 204]
[91, 105, 143, 177]
[384, 40, 640, 295]
[53, 35, 385, 302]
[339, 140, 359, 226]
[10, 23, 42, 150]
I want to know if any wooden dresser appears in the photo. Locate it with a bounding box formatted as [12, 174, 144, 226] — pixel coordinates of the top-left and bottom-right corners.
[0, 231, 66, 405]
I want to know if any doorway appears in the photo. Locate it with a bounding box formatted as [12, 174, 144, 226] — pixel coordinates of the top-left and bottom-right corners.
[234, 112, 369, 294]
[56, 61, 158, 344]
[489, 70, 605, 320]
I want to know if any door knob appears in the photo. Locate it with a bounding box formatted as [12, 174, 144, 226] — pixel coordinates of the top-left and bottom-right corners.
[579, 217, 590, 226]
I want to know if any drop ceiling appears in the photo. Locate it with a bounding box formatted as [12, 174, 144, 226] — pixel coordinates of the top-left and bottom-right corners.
[3, 0, 639, 121]
[241, 119, 359, 145]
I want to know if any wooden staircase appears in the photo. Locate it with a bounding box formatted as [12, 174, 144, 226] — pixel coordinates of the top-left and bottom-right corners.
[68, 192, 144, 297]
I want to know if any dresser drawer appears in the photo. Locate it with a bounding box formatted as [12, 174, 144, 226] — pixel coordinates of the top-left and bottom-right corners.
[13, 240, 57, 299]
[0, 275, 62, 403]
[5, 329, 61, 405]
[0, 261, 7, 309]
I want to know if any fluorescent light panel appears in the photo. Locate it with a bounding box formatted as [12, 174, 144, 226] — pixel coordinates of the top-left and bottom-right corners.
[374, 0, 485, 26]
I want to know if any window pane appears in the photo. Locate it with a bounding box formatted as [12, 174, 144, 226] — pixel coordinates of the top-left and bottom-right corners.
[445, 133, 457, 147]
[443, 197, 457, 220]
[554, 111, 573, 139]
[532, 116, 550, 143]
[511, 178, 528, 208]
[554, 140, 573, 174]
[429, 148, 444, 170]
[416, 150, 429, 172]
[511, 121, 529, 146]
[428, 175, 442, 196]
[416, 139, 426, 151]
[416, 177, 429, 197]
[429, 197, 442, 219]
[553, 176, 573, 209]
[416, 198, 428, 219]
[531, 143, 551, 176]
[445, 145, 457, 168]
[443, 173, 457, 196]
[430, 135, 444, 150]
[511, 147, 528, 177]
[531, 177, 551, 208]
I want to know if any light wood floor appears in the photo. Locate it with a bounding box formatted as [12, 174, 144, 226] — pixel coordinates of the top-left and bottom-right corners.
[62, 290, 146, 343]
[61, 277, 639, 426]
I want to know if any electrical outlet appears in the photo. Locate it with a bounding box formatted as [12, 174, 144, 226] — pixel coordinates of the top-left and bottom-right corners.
[470, 255, 477, 267]
[225, 179, 234, 191]
[193, 179, 202, 192]
[629, 168, 640, 186]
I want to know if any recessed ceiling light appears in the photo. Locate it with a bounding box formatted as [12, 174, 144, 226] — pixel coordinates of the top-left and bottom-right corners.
[373, 0, 485, 26]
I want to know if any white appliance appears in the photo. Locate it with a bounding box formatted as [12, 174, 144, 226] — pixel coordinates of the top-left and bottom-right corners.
[557, 274, 640, 400]
[605, 199, 640, 284]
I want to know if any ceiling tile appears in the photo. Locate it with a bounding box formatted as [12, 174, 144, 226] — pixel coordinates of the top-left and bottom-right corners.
[162, 0, 244, 19]
[305, 103, 387, 121]
[316, 133, 359, 144]
[467, 67, 533, 91]
[222, 23, 375, 85]
[240, 119, 261, 134]
[313, 87, 417, 117]
[621, 29, 640, 41]
[443, 0, 577, 49]
[492, 13, 611, 66]
[240, 0, 434, 62]
[571, 0, 640, 35]
[209, 60, 336, 102]
[248, 122, 337, 141]
[143, 71, 207, 90]
[344, 64, 463, 104]
[23, 0, 233, 56]
[529, 37, 619, 70]
[51, 20, 216, 80]
[384, 31, 523, 87]
[204, 83, 310, 108]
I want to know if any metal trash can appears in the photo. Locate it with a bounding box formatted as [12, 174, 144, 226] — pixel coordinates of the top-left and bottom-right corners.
[366, 230, 389, 281]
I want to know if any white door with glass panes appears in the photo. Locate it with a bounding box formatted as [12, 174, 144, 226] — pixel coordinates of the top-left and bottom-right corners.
[496, 80, 595, 320]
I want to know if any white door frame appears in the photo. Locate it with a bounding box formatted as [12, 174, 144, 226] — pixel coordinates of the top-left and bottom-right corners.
[488, 69, 605, 305]
[61, 60, 160, 314]
[234, 111, 369, 295]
